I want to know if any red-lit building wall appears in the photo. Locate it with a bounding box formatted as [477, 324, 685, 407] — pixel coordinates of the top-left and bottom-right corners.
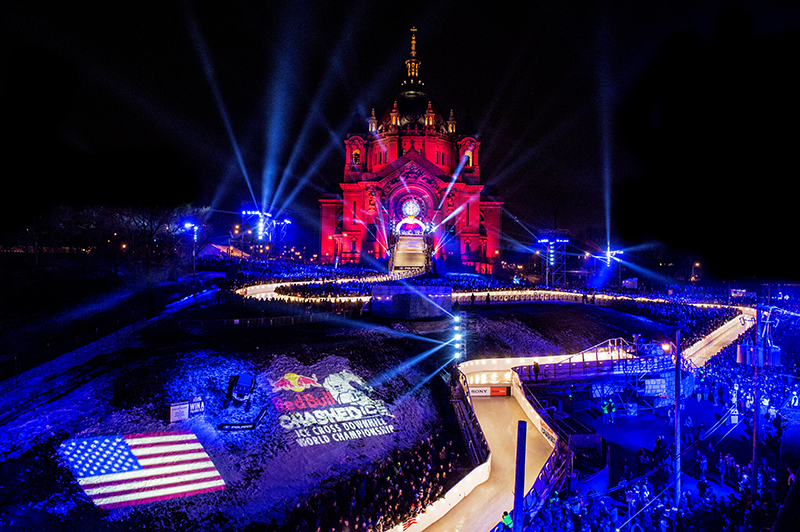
[319, 30, 502, 273]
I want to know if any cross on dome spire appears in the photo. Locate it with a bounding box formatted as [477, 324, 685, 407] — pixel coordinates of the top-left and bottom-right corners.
[404, 27, 423, 86]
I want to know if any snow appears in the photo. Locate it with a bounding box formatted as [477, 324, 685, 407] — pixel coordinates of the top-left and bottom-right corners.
[0, 301, 682, 530]
[0, 325, 445, 530]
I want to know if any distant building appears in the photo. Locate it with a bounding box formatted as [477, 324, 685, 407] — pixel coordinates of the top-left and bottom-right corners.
[319, 28, 502, 274]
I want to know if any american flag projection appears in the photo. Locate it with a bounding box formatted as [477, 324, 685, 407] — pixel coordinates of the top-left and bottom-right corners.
[403, 515, 418, 531]
[58, 430, 225, 509]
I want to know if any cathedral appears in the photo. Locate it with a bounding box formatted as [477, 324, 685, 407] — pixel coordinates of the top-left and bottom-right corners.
[319, 29, 503, 274]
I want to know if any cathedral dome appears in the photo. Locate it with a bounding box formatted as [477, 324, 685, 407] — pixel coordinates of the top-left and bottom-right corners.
[373, 27, 454, 136]
[378, 90, 450, 134]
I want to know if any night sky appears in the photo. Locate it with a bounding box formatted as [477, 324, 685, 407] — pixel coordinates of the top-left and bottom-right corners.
[2, 1, 799, 280]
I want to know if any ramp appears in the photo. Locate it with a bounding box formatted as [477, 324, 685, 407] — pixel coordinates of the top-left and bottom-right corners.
[424, 396, 552, 532]
[392, 235, 427, 271]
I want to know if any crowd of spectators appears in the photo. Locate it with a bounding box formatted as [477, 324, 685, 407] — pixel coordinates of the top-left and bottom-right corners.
[209, 290, 365, 319]
[503, 307, 800, 532]
[275, 280, 374, 299]
[278, 432, 465, 532]
[519, 481, 784, 532]
[198, 257, 384, 289]
[384, 273, 537, 293]
[603, 298, 741, 351]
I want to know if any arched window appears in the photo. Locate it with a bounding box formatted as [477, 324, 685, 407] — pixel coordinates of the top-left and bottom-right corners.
[351, 150, 360, 165]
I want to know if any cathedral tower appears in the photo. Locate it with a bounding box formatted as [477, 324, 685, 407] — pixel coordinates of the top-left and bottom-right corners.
[320, 28, 503, 273]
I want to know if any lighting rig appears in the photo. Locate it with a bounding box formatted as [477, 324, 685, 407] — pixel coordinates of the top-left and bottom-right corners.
[453, 311, 467, 359]
[237, 208, 292, 257]
[537, 231, 569, 287]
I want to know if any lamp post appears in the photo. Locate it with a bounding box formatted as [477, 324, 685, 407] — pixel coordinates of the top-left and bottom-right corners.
[184, 222, 198, 303]
[662, 335, 682, 509]
[672, 332, 681, 509]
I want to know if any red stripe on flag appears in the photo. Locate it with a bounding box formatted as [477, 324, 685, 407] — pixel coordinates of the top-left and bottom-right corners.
[97, 483, 225, 510]
[127, 440, 200, 450]
[80, 464, 217, 489]
[90, 471, 222, 499]
[125, 430, 193, 439]
[403, 516, 417, 530]
[131, 448, 207, 459]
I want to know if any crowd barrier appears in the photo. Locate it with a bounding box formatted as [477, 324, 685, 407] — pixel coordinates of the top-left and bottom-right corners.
[174, 312, 336, 330]
[389, 367, 492, 532]
[456, 357, 571, 532]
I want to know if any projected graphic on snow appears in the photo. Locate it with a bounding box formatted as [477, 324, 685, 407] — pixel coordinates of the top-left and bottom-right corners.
[58, 431, 225, 509]
[270, 370, 395, 448]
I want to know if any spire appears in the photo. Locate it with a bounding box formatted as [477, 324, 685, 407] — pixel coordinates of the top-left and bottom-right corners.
[404, 27, 423, 87]
[368, 108, 378, 133]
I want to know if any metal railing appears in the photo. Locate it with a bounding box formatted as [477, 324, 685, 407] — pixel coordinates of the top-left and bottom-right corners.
[450, 368, 491, 466]
[173, 312, 337, 330]
[513, 339, 695, 383]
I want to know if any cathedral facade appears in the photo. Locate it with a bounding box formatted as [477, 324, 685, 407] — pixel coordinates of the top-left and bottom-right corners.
[319, 29, 502, 274]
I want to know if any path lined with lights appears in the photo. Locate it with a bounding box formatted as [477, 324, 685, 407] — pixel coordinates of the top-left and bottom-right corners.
[683, 307, 756, 366]
[236, 268, 424, 300]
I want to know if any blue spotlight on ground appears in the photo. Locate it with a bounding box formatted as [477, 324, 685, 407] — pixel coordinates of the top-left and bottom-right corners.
[396, 360, 454, 403]
[369, 342, 449, 389]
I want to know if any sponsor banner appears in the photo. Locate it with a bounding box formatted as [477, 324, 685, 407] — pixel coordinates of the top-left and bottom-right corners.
[469, 386, 509, 397]
[218, 407, 269, 432]
[189, 396, 205, 417]
[218, 422, 256, 431]
[169, 401, 190, 423]
[269, 369, 395, 448]
[170, 396, 205, 423]
[539, 418, 557, 448]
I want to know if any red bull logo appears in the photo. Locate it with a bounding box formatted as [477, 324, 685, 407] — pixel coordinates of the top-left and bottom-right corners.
[270, 373, 323, 393]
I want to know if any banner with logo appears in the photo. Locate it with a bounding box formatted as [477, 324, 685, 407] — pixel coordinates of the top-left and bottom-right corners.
[269, 369, 395, 448]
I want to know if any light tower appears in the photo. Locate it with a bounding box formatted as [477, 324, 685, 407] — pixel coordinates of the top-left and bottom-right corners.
[241, 206, 292, 257]
[537, 230, 569, 287]
[453, 311, 467, 359]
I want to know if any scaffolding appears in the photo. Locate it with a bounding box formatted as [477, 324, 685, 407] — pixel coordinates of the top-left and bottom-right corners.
[538, 230, 569, 287]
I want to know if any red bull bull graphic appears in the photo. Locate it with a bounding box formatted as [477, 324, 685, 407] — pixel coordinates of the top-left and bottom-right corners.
[270, 373, 323, 393]
[270, 369, 395, 448]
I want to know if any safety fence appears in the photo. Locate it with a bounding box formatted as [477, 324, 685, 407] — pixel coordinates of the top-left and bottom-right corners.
[450, 368, 491, 466]
[172, 312, 337, 330]
[513, 338, 697, 384]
